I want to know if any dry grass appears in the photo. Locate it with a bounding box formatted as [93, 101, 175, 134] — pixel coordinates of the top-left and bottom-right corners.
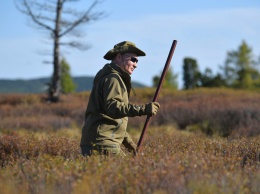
[0, 127, 259, 194]
[0, 88, 260, 193]
[1, 88, 260, 137]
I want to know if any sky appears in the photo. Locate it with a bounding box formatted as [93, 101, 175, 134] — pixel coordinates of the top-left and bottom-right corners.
[0, 0, 260, 88]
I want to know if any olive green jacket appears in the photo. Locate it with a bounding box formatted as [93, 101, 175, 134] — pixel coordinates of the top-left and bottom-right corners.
[80, 62, 146, 148]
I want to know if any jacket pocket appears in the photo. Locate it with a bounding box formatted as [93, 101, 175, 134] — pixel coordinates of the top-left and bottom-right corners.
[111, 119, 123, 138]
[97, 118, 123, 139]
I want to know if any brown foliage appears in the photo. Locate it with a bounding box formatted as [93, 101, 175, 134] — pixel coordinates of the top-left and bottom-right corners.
[0, 93, 88, 130]
[1, 89, 259, 193]
[0, 130, 80, 168]
[131, 88, 260, 137]
[0, 128, 259, 194]
[1, 88, 260, 137]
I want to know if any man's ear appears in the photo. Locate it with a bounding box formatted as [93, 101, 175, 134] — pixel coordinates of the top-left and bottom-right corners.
[112, 53, 120, 62]
[117, 53, 122, 60]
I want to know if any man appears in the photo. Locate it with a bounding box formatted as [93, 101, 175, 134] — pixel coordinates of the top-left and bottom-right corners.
[80, 41, 160, 156]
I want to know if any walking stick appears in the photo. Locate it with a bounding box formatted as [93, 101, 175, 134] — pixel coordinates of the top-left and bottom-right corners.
[137, 40, 178, 152]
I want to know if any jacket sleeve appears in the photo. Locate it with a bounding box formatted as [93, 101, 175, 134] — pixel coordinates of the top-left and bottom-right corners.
[102, 75, 146, 118]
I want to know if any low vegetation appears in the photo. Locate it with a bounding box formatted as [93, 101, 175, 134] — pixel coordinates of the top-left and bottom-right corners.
[0, 88, 259, 193]
[1, 88, 259, 137]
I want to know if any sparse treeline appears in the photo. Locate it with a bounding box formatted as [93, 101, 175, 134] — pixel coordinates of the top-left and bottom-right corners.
[183, 40, 260, 89]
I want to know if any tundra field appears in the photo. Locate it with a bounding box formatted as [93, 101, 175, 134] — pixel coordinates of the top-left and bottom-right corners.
[0, 88, 259, 194]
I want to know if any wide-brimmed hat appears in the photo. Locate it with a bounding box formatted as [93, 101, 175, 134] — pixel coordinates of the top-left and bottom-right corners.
[103, 41, 146, 60]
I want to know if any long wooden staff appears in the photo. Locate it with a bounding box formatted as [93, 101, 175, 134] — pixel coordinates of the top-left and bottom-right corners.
[137, 40, 178, 152]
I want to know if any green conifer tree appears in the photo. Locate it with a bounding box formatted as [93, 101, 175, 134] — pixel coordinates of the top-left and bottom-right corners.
[60, 58, 76, 94]
[153, 67, 178, 89]
[183, 58, 200, 89]
[222, 41, 260, 88]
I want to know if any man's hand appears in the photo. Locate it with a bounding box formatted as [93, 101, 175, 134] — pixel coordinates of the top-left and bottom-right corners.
[127, 142, 137, 156]
[145, 102, 160, 116]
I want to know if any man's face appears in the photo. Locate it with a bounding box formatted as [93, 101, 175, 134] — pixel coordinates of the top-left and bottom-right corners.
[121, 53, 138, 75]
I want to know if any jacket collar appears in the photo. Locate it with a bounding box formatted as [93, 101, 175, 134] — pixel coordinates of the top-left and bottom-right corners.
[109, 62, 132, 96]
[109, 62, 130, 78]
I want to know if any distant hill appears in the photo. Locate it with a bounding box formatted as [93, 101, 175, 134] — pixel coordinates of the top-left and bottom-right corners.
[0, 76, 147, 94]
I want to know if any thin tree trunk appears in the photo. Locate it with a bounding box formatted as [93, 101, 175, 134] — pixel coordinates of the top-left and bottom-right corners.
[48, 0, 62, 102]
[17, 0, 105, 102]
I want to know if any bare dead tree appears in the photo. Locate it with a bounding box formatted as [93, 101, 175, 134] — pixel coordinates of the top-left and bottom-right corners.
[15, 0, 105, 102]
